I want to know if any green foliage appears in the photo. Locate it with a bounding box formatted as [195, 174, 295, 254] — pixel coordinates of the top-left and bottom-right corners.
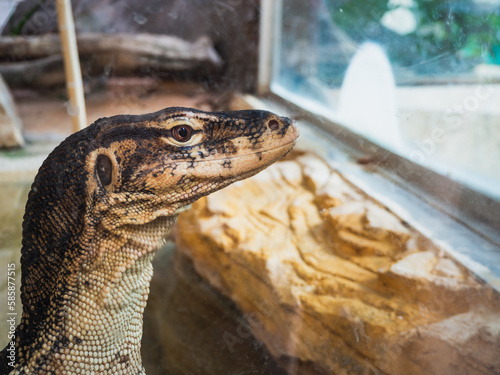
[327, 0, 499, 67]
[328, 0, 389, 33]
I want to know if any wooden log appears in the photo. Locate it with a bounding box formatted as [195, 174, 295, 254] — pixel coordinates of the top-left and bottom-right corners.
[0, 33, 222, 87]
[0, 55, 65, 87]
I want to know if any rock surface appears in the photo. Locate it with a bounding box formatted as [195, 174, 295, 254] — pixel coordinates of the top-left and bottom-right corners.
[176, 151, 500, 375]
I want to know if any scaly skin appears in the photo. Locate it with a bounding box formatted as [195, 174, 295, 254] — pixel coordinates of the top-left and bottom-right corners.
[0, 107, 298, 374]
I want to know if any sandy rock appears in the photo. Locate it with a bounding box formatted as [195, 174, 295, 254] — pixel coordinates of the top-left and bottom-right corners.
[176, 151, 500, 375]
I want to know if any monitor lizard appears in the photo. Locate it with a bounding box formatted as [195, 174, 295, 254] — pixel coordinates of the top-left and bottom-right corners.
[0, 107, 299, 374]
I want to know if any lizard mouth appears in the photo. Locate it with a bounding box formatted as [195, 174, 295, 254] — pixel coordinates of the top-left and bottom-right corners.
[211, 138, 298, 162]
[192, 123, 300, 163]
[256, 138, 298, 158]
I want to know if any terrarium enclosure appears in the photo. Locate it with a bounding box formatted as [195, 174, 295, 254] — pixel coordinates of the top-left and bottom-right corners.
[0, 1, 499, 374]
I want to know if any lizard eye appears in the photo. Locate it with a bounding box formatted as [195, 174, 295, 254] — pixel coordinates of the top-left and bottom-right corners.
[96, 154, 113, 186]
[171, 125, 193, 143]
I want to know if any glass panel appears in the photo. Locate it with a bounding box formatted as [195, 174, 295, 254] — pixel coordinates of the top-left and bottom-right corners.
[272, 0, 500, 200]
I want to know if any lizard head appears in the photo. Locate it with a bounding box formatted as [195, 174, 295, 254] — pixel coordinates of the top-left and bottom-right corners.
[22, 107, 298, 272]
[14, 108, 297, 373]
[22, 107, 298, 277]
[85, 107, 299, 228]
[18, 107, 297, 365]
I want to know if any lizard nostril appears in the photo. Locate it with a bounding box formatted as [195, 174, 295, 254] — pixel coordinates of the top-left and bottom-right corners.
[268, 119, 280, 131]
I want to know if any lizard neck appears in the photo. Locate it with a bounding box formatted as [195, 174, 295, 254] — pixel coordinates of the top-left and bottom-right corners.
[14, 215, 176, 374]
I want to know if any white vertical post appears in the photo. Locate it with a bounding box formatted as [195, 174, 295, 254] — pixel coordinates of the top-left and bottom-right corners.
[56, 0, 87, 132]
[258, 0, 276, 95]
